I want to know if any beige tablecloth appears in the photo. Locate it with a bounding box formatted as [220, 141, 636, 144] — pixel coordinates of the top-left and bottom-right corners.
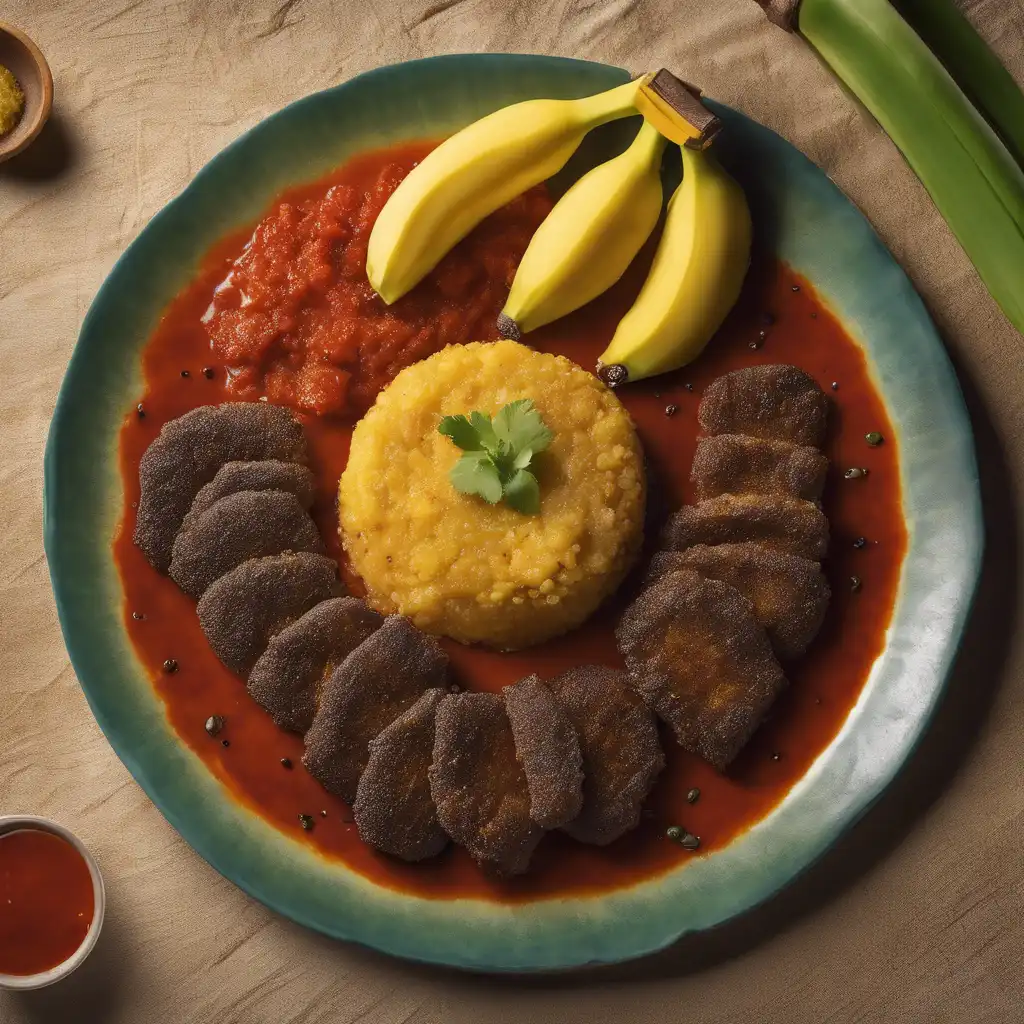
[2, 1, 1023, 1021]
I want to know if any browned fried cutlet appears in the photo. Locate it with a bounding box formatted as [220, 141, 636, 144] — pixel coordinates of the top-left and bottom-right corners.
[354, 688, 449, 863]
[302, 616, 448, 803]
[661, 493, 829, 560]
[135, 403, 307, 572]
[429, 692, 543, 876]
[546, 665, 663, 845]
[247, 597, 384, 733]
[616, 568, 787, 770]
[197, 552, 342, 676]
[169, 490, 324, 598]
[691, 434, 828, 503]
[503, 675, 583, 829]
[182, 460, 316, 532]
[647, 545, 830, 660]
[698, 365, 829, 448]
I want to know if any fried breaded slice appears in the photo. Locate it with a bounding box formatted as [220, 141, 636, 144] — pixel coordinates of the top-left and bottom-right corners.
[546, 666, 664, 845]
[182, 460, 316, 532]
[197, 552, 342, 676]
[169, 490, 324, 598]
[647, 545, 830, 660]
[354, 688, 449, 863]
[303, 616, 448, 803]
[429, 692, 543, 876]
[503, 675, 583, 829]
[616, 568, 787, 770]
[247, 597, 384, 733]
[698, 365, 829, 448]
[135, 403, 307, 572]
[691, 434, 828, 503]
[661, 493, 829, 560]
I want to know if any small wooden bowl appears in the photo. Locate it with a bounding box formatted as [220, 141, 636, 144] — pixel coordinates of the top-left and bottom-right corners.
[0, 21, 53, 164]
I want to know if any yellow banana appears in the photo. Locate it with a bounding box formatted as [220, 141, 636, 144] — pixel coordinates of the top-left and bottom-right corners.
[597, 145, 752, 385]
[497, 121, 667, 339]
[367, 79, 640, 305]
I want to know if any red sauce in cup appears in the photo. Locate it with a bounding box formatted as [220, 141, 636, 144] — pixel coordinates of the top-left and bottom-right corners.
[0, 830, 95, 977]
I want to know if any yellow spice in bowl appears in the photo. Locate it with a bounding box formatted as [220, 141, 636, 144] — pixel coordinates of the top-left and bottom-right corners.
[0, 65, 24, 137]
[340, 340, 646, 650]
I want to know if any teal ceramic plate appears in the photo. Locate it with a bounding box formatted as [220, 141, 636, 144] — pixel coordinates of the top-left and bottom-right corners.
[44, 55, 982, 972]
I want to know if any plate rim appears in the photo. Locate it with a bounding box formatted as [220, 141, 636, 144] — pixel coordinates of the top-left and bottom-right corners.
[43, 52, 984, 972]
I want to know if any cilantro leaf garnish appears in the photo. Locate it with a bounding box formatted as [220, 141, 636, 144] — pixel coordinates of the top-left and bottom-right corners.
[503, 467, 541, 514]
[438, 399, 552, 514]
[438, 414, 483, 451]
[493, 399, 554, 455]
[448, 449, 503, 504]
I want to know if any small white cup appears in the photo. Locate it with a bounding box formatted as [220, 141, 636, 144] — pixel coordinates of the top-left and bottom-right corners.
[0, 815, 106, 991]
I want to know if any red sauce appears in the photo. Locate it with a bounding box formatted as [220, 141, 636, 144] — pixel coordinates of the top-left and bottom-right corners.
[113, 141, 906, 902]
[0, 830, 95, 976]
[206, 147, 550, 418]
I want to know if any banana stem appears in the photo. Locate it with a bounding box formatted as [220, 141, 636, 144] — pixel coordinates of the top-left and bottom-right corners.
[798, 0, 1024, 332]
[571, 79, 642, 129]
[892, 0, 1024, 170]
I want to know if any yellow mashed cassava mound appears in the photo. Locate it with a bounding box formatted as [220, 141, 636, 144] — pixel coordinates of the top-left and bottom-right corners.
[340, 340, 646, 650]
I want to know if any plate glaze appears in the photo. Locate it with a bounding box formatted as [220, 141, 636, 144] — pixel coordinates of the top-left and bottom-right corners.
[44, 55, 982, 972]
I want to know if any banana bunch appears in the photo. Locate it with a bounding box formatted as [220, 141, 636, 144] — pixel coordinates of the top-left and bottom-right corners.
[367, 70, 752, 383]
